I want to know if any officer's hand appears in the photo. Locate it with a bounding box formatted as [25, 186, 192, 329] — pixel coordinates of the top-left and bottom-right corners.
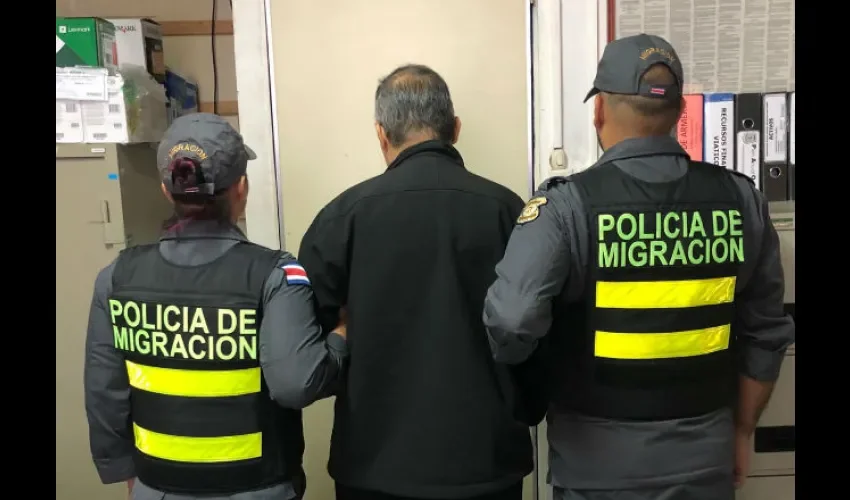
[733, 429, 752, 489]
[333, 308, 348, 339]
[126, 478, 135, 499]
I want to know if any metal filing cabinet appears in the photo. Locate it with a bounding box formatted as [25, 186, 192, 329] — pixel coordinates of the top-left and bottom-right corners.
[56, 143, 173, 500]
[55, 143, 174, 249]
[738, 201, 795, 500]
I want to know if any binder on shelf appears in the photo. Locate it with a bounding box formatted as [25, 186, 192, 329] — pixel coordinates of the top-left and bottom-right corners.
[789, 92, 796, 200]
[677, 94, 704, 161]
[763, 93, 790, 201]
[703, 93, 735, 170]
[734, 93, 763, 189]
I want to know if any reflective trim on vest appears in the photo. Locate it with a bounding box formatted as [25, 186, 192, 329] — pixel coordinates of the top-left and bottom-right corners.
[595, 324, 731, 359]
[134, 423, 262, 463]
[595, 276, 736, 309]
[594, 276, 736, 359]
[126, 361, 261, 398]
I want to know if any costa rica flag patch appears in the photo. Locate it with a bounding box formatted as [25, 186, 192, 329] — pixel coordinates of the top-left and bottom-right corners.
[281, 263, 311, 286]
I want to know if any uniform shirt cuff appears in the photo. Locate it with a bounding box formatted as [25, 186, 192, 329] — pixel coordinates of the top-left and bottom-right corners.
[738, 345, 788, 382]
[94, 456, 136, 484]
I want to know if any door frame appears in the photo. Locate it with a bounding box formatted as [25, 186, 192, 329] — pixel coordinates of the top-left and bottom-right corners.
[231, 0, 285, 250]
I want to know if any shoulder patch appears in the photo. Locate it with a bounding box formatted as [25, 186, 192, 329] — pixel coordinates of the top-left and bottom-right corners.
[536, 175, 570, 192]
[517, 196, 548, 224]
[728, 169, 756, 186]
[544, 176, 570, 189]
[691, 160, 756, 186]
[280, 262, 311, 287]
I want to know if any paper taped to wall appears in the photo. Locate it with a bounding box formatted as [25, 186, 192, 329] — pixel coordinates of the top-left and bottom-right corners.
[615, 0, 795, 93]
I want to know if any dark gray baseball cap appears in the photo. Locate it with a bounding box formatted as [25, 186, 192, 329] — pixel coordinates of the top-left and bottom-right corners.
[157, 113, 256, 196]
[583, 33, 684, 103]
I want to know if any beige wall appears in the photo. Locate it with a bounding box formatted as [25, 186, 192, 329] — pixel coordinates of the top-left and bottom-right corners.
[268, 1, 531, 498]
[56, 0, 240, 130]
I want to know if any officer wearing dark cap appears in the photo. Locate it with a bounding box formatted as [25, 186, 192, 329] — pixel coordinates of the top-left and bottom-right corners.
[83, 113, 347, 500]
[483, 34, 795, 500]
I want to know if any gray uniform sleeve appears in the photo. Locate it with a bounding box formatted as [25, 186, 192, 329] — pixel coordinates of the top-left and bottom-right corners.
[259, 254, 348, 409]
[735, 181, 795, 381]
[483, 184, 577, 364]
[84, 260, 136, 484]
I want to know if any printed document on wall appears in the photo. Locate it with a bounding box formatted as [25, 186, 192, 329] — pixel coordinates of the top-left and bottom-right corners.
[615, 0, 795, 93]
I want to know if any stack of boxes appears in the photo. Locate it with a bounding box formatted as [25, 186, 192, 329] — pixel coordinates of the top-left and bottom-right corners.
[56, 16, 201, 145]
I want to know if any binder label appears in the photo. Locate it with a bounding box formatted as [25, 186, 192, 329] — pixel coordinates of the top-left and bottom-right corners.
[677, 95, 704, 161]
[714, 106, 731, 167]
[704, 94, 735, 169]
[789, 93, 795, 165]
[737, 131, 760, 187]
[764, 94, 788, 163]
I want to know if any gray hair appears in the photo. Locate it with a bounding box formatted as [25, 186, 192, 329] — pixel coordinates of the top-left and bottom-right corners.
[374, 64, 456, 147]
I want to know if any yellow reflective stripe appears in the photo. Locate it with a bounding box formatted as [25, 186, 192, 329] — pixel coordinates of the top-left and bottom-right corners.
[125, 361, 261, 398]
[134, 423, 262, 463]
[594, 324, 731, 359]
[595, 277, 736, 309]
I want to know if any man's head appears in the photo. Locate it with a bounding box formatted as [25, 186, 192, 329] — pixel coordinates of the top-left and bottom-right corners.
[157, 113, 256, 223]
[374, 64, 462, 164]
[585, 34, 685, 150]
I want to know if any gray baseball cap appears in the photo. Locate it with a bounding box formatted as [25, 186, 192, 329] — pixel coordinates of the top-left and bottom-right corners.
[157, 113, 256, 196]
[583, 33, 684, 103]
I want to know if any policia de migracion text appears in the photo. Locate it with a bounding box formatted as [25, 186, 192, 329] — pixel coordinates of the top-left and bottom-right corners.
[483, 34, 795, 500]
[84, 114, 347, 500]
[595, 209, 744, 268]
[109, 301, 262, 361]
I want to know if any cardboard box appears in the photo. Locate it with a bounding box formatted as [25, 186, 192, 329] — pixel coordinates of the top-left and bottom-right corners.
[56, 101, 84, 143]
[56, 17, 118, 72]
[164, 69, 200, 124]
[107, 18, 165, 82]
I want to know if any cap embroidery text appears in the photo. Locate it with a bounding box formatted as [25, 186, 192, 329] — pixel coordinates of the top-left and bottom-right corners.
[639, 47, 676, 63]
[168, 143, 208, 161]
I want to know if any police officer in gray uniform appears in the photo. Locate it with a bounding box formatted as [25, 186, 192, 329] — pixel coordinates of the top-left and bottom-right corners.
[84, 113, 348, 500]
[483, 35, 795, 500]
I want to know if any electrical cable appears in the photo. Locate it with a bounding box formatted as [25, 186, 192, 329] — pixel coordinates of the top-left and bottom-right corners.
[211, 0, 219, 115]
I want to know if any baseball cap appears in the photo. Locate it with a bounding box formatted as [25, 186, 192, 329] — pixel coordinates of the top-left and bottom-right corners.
[157, 113, 256, 196]
[583, 33, 684, 103]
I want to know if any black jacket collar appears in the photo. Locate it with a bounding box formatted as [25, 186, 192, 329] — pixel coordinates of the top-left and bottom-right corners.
[386, 140, 465, 171]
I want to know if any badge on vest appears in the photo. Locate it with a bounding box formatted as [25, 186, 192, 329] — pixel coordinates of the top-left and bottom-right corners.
[517, 197, 548, 224]
[281, 263, 311, 286]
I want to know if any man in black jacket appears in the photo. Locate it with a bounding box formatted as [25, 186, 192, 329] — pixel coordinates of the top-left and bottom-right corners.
[298, 64, 537, 500]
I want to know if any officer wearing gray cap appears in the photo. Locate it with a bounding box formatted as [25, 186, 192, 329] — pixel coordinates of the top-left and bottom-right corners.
[83, 113, 347, 500]
[483, 34, 795, 499]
